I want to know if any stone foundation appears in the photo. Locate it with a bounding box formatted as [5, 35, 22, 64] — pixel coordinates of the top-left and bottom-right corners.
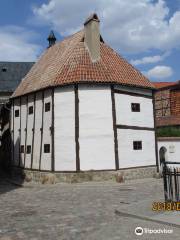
[11, 166, 159, 184]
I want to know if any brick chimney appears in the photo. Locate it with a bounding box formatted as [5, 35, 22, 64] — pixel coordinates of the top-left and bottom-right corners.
[84, 13, 100, 62]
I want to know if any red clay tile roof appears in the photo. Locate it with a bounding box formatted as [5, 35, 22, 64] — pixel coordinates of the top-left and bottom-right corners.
[156, 116, 180, 127]
[12, 30, 154, 98]
[152, 82, 177, 89]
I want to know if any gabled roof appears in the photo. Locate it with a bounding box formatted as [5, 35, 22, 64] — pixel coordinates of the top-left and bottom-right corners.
[152, 81, 178, 89]
[0, 62, 34, 92]
[12, 30, 154, 98]
[156, 116, 180, 127]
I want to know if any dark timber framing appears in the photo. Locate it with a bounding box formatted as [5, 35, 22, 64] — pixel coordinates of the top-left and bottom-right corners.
[39, 91, 44, 170]
[24, 96, 28, 167]
[114, 88, 153, 99]
[116, 125, 154, 131]
[51, 88, 55, 171]
[153, 91, 159, 172]
[31, 93, 36, 169]
[18, 97, 21, 167]
[11, 83, 157, 173]
[12, 99, 14, 166]
[75, 84, 80, 171]
[111, 85, 119, 170]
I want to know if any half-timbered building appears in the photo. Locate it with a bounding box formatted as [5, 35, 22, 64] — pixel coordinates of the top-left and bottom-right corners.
[11, 14, 157, 174]
[153, 81, 180, 169]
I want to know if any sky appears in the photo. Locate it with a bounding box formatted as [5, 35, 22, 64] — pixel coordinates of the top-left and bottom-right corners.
[0, 0, 180, 82]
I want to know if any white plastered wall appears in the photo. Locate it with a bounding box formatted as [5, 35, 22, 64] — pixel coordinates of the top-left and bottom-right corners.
[25, 94, 34, 168]
[13, 98, 20, 166]
[32, 92, 43, 169]
[117, 129, 156, 168]
[54, 86, 76, 171]
[20, 96, 27, 167]
[158, 141, 180, 168]
[79, 85, 115, 170]
[40, 89, 52, 171]
[115, 93, 154, 128]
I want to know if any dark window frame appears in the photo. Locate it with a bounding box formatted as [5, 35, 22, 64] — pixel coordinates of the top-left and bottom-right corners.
[133, 141, 142, 150]
[131, 103, 140, 112]
[15, 109, 19, 117]
[26, 145, 31, 154]
[45, 102, 51, 112]
[44, 144, 50, 153]
[28, 106, 33, 115]
[20, 145, 24, 153]
[2, 68, 7, 72]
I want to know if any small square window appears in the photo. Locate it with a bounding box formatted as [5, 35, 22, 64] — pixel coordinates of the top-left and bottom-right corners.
[15, 109, 19, 117]
[131, 103, 140, 112]
[2, 68, 7, 72]
[26, 145, 31, 154]
[45, 102, 51, 112]
[133, 141, 142, 150]
[44, 144, 50, 153]
[20, 145, 24, 153]
[29, 106, 33, 115]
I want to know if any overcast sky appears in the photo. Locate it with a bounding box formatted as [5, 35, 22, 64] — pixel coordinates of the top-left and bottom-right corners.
[0, 0, 180, 82]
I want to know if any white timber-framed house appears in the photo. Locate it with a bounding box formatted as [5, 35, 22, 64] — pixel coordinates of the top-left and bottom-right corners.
[10, 14, 158, 175]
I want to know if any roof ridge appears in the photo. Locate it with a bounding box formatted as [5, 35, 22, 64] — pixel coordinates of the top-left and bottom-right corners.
[56, 29, 84, 46]
[53, 31, 85, 85]
[107, 45, 153, 88]
[101, 43, 153, 88]
[98, 43, 114, 81]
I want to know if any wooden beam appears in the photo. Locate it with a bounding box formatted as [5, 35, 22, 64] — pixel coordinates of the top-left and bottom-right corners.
[111, 85, 119, 170]
[75, 84, 80, 171]
[153, 91, 159, 172]
[51, 88, 55, 171]
[39, 91, 44, 171]
[24, 96, 28, 168]
[19, 97, 21, 167]
[116, 125, 155, 131]
[31, 93, 36, 169]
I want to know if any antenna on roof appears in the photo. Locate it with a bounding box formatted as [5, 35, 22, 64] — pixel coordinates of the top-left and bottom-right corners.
[47, 30, 56, 48]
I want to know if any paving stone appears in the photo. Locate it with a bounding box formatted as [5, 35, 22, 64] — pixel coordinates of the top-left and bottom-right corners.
[0, 177, 180, 239]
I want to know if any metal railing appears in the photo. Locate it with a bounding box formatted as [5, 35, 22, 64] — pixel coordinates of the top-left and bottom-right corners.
[162, 161, 180, 202]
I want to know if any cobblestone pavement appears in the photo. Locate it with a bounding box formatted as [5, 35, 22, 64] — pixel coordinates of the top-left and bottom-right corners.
[0, 177, 180, 240]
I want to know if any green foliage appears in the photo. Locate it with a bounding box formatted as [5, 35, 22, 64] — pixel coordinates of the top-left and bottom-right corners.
[157, 126, 180, 137]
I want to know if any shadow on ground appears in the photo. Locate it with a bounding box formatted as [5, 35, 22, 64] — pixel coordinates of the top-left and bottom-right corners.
[0, 169, 25, 195]
[0, 131, 25, 195]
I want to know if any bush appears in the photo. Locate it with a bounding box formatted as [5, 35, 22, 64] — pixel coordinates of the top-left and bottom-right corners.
[157, 126, 180, 137]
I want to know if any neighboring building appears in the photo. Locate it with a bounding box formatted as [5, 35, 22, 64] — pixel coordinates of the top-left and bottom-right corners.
[153, 81, 180, 167]
[0, 62, 34, 104]
[153, 81, 180, 127]
[0, 62, 34, 169]
[11, 14, 157, 174]
[158, 137, 180, 170]
[0, 61, 34, 143]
